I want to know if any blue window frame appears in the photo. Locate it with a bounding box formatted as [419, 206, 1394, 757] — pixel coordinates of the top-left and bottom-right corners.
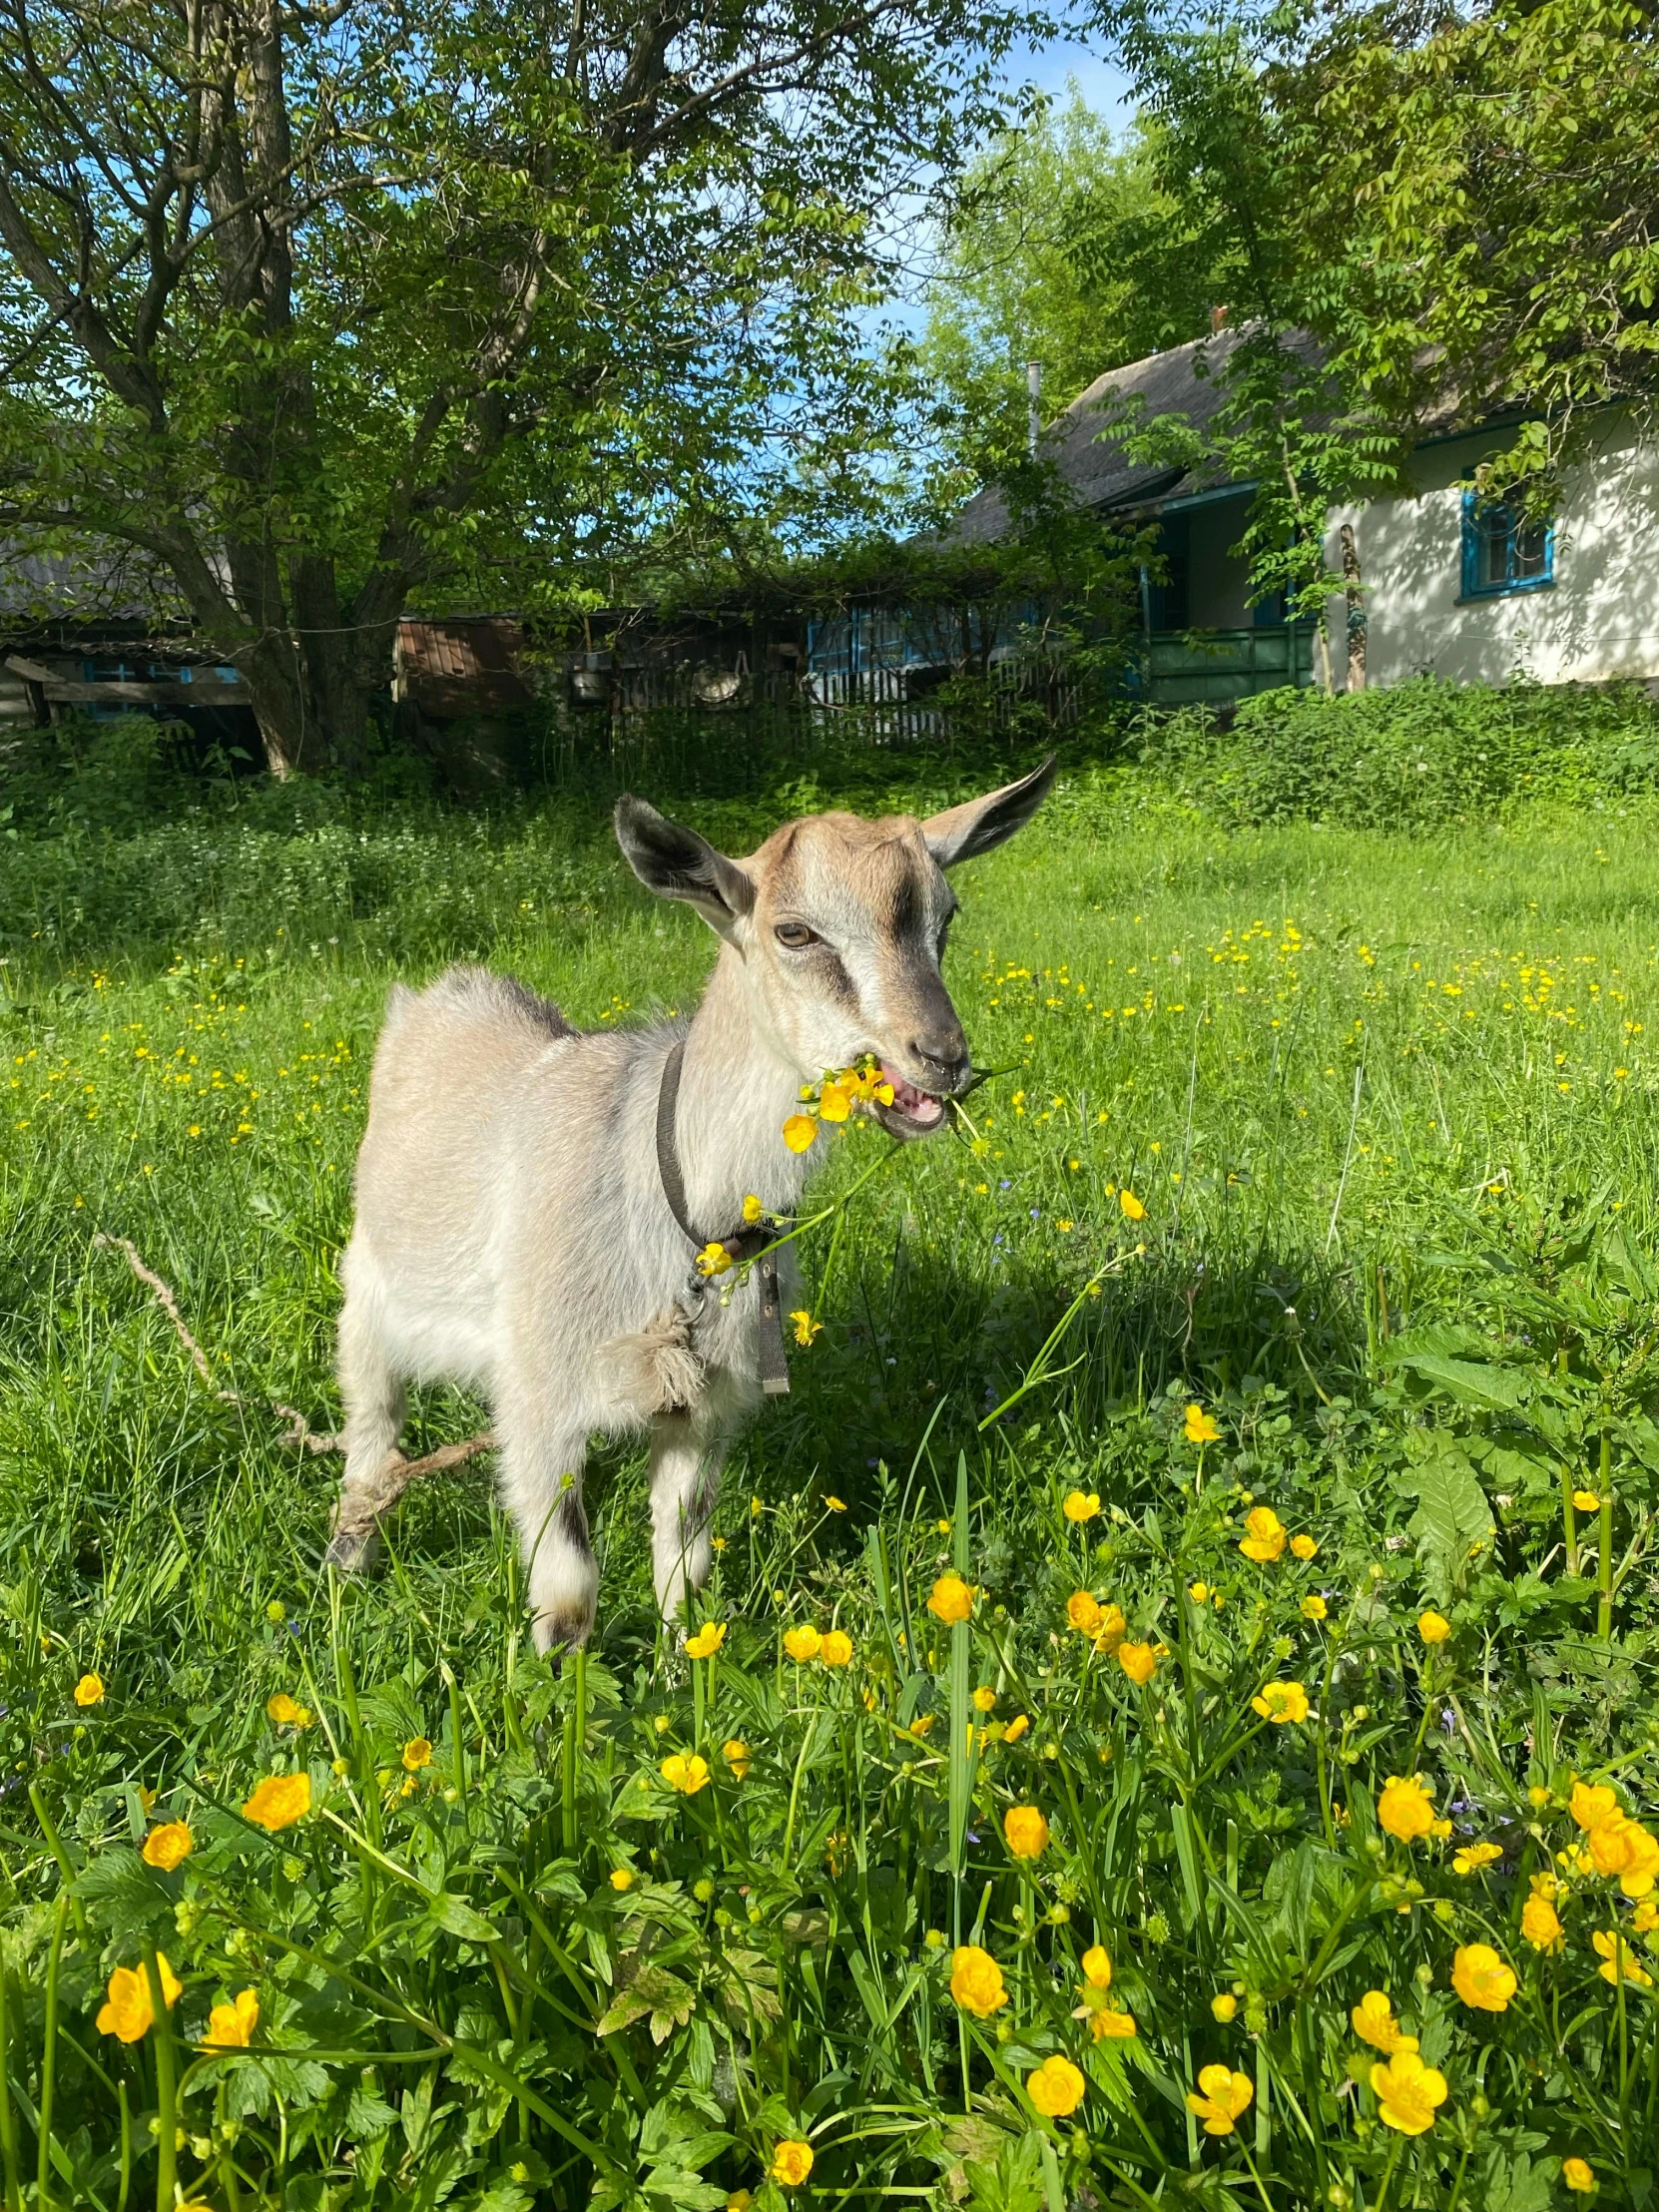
[1459, 490, 1553, 599]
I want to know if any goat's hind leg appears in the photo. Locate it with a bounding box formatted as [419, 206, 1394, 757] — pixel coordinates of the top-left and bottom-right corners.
[325, 1262, 407, 1574]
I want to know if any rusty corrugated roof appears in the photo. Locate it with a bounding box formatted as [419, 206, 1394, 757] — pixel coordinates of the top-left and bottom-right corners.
[396, 618, 533, 715]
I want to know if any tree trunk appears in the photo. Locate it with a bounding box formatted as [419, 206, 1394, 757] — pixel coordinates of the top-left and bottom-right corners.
[239, 625, 378, 780]
[1340, 522, 1367, 692]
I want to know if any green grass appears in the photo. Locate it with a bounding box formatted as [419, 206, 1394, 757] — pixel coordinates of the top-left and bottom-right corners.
[1, 720, 1657, 2209]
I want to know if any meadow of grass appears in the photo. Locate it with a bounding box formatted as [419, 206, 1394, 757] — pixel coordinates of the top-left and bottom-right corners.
[0, 690, 1657, 2210]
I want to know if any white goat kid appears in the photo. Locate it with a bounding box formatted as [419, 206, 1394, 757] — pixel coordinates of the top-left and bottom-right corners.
[326, 758, 1056, 1651]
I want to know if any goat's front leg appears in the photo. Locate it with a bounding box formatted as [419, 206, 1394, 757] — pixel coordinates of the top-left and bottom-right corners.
[649, 1370, 754, 1629]
[499, 1407, 597, 1656]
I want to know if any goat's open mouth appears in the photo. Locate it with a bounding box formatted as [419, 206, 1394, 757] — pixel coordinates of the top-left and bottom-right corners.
[872, 1062, 949, 1139]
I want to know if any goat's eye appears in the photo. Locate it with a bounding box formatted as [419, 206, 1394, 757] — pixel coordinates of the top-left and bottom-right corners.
[775, 922, 819, 949]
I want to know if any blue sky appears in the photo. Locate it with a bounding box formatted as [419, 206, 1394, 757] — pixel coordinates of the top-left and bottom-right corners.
[1017, 32, 1135, 129]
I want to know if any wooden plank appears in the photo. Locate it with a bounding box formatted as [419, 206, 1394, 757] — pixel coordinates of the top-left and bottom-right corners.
[37, 675, 252, 707]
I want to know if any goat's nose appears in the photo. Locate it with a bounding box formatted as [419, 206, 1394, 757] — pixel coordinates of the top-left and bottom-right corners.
[908, 1030, 970, 1092]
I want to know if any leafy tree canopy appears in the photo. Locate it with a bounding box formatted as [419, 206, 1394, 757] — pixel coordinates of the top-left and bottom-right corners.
[0, 0, 1048, 772]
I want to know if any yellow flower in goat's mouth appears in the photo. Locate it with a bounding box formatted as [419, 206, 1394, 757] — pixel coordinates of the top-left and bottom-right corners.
[782, 1113, 819, 1153]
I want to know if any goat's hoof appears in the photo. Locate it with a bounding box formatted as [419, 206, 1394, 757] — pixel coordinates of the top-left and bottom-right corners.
[322, 1519, 381, 1576]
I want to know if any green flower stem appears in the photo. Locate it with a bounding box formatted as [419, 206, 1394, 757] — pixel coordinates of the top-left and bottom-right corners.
[1370, 2129, 1403, 2212]
[142, 1947, 177, 2212]
[1597, 1438, 1614, 1639]
[1561, 1464, 1580, 1578]
[26, 1785, 90, 1943]
[37, 1897, 67, 2211]
[0, 1965, 23, 2212]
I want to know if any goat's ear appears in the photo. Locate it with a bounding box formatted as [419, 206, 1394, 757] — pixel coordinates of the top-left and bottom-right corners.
[921, 754, 1058, 869]
[614, 795, 756, 936]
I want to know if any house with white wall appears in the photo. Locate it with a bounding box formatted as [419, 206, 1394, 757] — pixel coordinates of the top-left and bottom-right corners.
[947, 326, 1659, 706]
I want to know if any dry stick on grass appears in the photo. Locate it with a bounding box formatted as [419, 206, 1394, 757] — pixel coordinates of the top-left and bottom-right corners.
[91, 1233, 495, 1508]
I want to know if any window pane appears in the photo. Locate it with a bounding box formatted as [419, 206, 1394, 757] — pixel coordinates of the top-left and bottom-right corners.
[1511, 520, 1548, 581]
[1473, 506, 1510, 589]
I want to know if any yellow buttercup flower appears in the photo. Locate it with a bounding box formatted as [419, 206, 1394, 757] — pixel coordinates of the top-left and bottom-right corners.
[1571, 1490, 1600, 1512]
[266, 1692, 312, 1727]
[1370, 2050, 1447, 2135]
[949, 1943, 1007, 2017]
[1239, 1507, 1286, 1562]
[1119, 1189, 1145, 1221]
[1080, 1945, 1112, 1989]
[1588, 1814, 1659, 1898]
[1451, 1942, 1516, 2012]
[609, 1868, 635, 1890]
[1186, 2064, 1253, 2136]
[791, 1311, 823, 1347]
[1002, 1714, 1030, 1743]
[783, 1625, 821, 1662]
[782, 1114, 819, 1154]
[696, 1240, 736, 1278]
[203, 1988, 259, 2049]
[659, 1753, 710, 1795]
[141, 1821, 194, 1871]
[1561, 2158, 1596, 2195]
[1212, 1993, 1238, 2022]
[1378, 1774, 1435, 1843]
[1117, 1641, 1156, 1685]
[1183, 1403, 1219, 1444]
[818, 1081, 850, 1123]
[824, 1494, 846, 1511]
[1351, 1990, 1417, 2054]
[1063, 1490, 1101, 1521]
[770, 2140, 815, 2187]
[1521, 1894, 1563, 1950]
[684, 1621, 727, 1660]
[972, 1686, 997, 1712]
[1252, 1680, 1310, 1724]
[1290, 1532, 1319, 1560]
[1300, 1594, 1328, 1622]
[402, 1738, 432, 1772]
[1416, 1610, 1452, 1645]
[742, 1193, 764, 1224]
[1452, 1841, 1503, 1876]
[1593, 1929, 1653, 1986]
[1088, 2005, 1138, 2040]
[724, 1739, 751, 1779]
[97, 1954, 182, 2041]
[74, 1673, 105, 1708]
[819, 1629, 852, 1667]
[927, 1574, 973, 1625]
[1188, 1581, 1210, 1603]
[1003, 1806, 1049, 1860]
[243, 1773, 311, 1832]
[1027, 2053, 1086, 2116]
[1570, 1780, 1620, 1832]
[1066, 1589, 1103, 1634]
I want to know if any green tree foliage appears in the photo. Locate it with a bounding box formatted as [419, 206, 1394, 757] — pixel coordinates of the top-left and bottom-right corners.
[1272, 0, 1659, 507]
[0, 0, 1040, 774]
[919, 95, 1231, 504]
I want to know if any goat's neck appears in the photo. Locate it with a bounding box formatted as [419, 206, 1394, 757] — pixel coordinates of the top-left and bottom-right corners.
[676, 942, 813, 1232]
